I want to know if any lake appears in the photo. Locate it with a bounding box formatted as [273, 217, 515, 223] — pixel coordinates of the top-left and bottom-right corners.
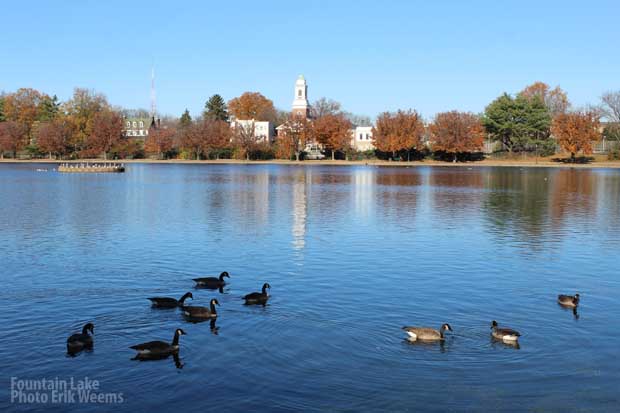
[0, 163, 619, 412]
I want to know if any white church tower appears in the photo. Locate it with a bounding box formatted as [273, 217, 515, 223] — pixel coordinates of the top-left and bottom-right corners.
[292, 75, 310, 118]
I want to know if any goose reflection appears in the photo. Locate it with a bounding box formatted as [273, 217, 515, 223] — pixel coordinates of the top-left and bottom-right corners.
[490, 337, 521, 350]
[403, 337, 449, 353]
[209, 318, 219, 335]
[557, 303, 580, 320]
[131, 352, 184, 369]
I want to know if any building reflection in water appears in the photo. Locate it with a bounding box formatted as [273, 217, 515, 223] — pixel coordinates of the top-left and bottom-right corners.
[292, 169, 309, 251]
[352, 167, 376, 220]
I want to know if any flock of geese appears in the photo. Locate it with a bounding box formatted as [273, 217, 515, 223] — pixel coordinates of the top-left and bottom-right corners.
[67, 272, 581, 358]
[67, 272, 271, 359]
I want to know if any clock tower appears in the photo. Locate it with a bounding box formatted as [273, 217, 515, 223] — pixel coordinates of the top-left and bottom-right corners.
[292, 75, 310, 118]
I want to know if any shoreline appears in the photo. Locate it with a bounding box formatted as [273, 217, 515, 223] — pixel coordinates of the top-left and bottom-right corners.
[2, 158, 620, 169]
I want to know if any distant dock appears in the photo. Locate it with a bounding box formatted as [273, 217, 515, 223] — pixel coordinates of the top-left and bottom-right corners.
[58, 162, 125, 173]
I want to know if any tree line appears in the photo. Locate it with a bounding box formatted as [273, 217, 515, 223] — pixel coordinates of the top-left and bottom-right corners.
[1, 82, 619, 162]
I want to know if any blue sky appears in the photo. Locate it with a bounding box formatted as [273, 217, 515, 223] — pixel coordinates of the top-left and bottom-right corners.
[1, 0, 618, 120]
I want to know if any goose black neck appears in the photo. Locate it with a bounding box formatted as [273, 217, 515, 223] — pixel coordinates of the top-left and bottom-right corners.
[262, 285, 268, 294]
[219, 273, 226, 281]
[172, 331, 181, 346]
[179, 293, 191, 304]
[82, 325, 90, 335]
[210, 302, 218, 314]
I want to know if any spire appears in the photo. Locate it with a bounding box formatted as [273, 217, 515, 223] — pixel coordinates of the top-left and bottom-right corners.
[150, 67, 157, 118]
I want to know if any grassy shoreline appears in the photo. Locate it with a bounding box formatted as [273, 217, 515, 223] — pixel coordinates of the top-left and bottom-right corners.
[2, 157, 620, 169]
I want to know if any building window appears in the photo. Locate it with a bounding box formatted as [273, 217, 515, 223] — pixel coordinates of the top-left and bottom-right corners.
[366, 134, 370, 140]
[359, 133, 363, 140]
[132, 121, 137, 128]
[298, 90, 302, 97]
[139, 121, 144, 128]
[126, 121, 131, 128]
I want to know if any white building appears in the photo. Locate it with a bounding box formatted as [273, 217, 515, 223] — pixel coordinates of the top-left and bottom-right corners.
[292, 75, 310, 119]
[230, 118, 275, 143]
[350, 126, 374, 151]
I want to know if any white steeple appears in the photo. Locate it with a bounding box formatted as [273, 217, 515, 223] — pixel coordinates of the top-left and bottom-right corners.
[292, 75, 309, 118]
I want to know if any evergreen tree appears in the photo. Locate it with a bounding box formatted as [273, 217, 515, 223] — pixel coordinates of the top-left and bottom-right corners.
[0, 97, 6, 122]
[37, 95, 60, 122]
[482, 93, 551, 152]
[203, 94, 229, 122]
[179, 109, 192, 128]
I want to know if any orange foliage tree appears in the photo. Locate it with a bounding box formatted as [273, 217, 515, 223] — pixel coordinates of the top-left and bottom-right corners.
[202, 119, 231, 159]
[519, 82, 570, 118]
[551, 111, 601, 161]
[145, 127, 176, 159]
[311, 113, 352, 160]
[429, 111, 485, 161]
[2, 88, 45, 137]
[228, 92, 277, 123]
[372, 110, 425, 160]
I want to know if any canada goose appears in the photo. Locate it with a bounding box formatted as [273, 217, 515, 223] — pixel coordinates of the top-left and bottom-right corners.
[183, 298, 220, 319]
[130, 328, 186, 358]
[67, 323, 94, 353]
[402, 323, 452, 341]
[491, 320, 521, 342]
[147, 292, 193, 308]
[558, 293, 580, 308]
[243, 283, 270, 305]
[192, 272, 230, 289]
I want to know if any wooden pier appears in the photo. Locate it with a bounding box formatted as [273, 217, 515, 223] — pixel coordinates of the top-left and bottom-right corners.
[58, 162, 125, 173]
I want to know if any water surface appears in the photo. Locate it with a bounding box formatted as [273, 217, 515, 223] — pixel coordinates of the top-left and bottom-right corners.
[0, 163, 619, 412]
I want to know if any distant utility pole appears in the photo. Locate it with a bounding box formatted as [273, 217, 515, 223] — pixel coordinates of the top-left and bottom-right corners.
[150, 67, 157, 118]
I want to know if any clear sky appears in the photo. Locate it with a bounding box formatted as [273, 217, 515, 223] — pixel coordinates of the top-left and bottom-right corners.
[1, 0, 618, 120]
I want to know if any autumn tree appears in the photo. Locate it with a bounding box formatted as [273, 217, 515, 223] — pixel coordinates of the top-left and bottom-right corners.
[202, 119, 231, 159]
[63, 88, 110, 153]
[203, 94, 229, 122]
[0, 121, 28, 158]
[2, 88, 46, 138]
[311, 113, 352, 160]
[482, 93, 551, 152]
[232, 121, 256, 160]
[180, 121, 204, 159]
[277, 114, 312, 161]
[85, 110, 123, 159]
[551, 111, 601, 161]
[37, 119, 71, 159]
[228, 92, 277, 123]
[519, 82, 570, 117]
[373, 110, 425, 160]
[145, 127, 176, 159]
[430, 111, 485, 161]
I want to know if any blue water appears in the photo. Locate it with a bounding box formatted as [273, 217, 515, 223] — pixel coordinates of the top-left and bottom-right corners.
[0, 163, 619, 412]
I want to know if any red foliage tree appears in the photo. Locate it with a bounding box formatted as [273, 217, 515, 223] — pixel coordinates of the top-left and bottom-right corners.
[85, 110, 123, 159]
[429, 111, 485, 161]
[37, 120, 71, 159]
[0, 121, 28, 158]
[145, 127, 176, 159]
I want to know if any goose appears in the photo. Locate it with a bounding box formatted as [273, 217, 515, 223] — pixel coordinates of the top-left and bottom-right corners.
[558, 293, 580, 308]
[148, 292, 193, 308]
[192, 272, 230, 289]
[243, 283, 270, 305]
[130, 328, 186, 358]
[183, 298, 220, 319]
[491, 320, 521, 342]
[67, 323, 94, 352]
[402, 323, 452, 341]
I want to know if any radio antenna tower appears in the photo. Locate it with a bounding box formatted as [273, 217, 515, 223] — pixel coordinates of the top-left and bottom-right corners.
[150, 67, 157, 118]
